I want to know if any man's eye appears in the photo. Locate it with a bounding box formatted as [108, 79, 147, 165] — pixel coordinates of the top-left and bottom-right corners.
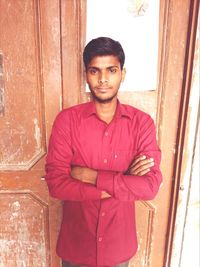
[110, 68, 117, 73]
[89, 69, 98, 74]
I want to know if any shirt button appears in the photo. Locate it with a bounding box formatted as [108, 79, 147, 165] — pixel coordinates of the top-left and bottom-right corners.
[105, 132, 108, 136]
[103, 159, 107, 163]
[114, 154, 118, 159]
[101, 212, 105, 216]
[98, 237, 102, 242]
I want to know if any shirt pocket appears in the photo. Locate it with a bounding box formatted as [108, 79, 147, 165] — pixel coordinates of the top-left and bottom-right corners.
[111, 149, 137, 172]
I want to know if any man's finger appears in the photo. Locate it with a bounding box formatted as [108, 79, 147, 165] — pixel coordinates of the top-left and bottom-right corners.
[129, 161, 154, 175]
[137, 169, 150, 176]
[130, 155, 146, 168]
[130, 157, 154, 169]
[129, 158, 154, 172]
[129, 167, 150, 176]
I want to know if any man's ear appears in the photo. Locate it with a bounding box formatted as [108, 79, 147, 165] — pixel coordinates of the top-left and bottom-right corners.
[121, 68, 126, 82]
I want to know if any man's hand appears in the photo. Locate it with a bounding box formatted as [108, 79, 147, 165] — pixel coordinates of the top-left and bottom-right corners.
[71, 166, 97, 185]
[101, 191, 111, 199]
[126, 156, 154, 176]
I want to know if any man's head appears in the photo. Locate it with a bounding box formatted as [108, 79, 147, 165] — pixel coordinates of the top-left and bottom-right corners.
[83, 37, 125, 70]
[83, 37, 126, 104]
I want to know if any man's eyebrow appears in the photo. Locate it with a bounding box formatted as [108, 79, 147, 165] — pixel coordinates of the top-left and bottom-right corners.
[107, 65, 119, 69]
[87, 65, 119, 70]
[87, 66, 99, 70]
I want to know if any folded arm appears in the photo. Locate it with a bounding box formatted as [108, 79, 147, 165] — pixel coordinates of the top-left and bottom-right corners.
[45, 112, 103, 201]
[98, 116, 162, 201]
[71, 116, 162, 202]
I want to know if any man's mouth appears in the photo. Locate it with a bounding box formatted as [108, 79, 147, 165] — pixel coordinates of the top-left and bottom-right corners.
[96, 87, 111, 92]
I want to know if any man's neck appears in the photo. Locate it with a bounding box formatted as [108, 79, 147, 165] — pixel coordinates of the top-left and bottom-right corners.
[94, 99, 118, 124]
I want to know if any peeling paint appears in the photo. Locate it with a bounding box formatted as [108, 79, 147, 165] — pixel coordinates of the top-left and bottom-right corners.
[0, 194, 49, 267]
[33, 118, 41, 151]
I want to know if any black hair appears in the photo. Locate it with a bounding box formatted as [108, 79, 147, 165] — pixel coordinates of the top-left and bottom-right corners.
[83, 37, 125, 70]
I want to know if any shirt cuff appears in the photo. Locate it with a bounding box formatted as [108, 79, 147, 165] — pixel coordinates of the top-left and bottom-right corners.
[81, 183, 102, 200]
[96, 170, 115, 196]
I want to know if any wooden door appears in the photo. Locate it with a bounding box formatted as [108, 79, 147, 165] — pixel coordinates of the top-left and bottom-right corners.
[0, 1, 197, 267]
[0, 1, 62, 266]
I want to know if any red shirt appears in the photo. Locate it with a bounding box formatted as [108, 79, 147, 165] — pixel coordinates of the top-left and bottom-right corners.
[45, 101, 162, 267]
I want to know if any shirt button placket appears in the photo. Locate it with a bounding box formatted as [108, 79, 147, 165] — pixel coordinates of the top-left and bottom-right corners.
[97, 233, 104, 265]
[96, 205, 107, 266]
[97, 128, 109, 265]
[102, 129, 110, 166]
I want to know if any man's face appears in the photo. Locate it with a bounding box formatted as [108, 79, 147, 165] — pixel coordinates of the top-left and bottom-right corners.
[86, 55, 126, 103]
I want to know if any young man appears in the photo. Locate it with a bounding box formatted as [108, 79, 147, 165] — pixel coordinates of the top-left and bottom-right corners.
[45, 37, 162, 267]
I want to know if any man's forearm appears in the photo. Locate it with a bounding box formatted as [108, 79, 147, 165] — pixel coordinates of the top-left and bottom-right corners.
[71, 156, 154, 184]
[71, 166, 97, 185]
[70, 166, 111, 199]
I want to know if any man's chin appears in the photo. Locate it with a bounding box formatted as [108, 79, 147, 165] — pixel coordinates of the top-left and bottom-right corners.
[93, 96, 115, 104]
[91, 93, 117, 104]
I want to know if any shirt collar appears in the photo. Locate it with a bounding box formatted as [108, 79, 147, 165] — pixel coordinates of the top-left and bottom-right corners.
[82, 100, 132, 120]
[82, 101, 97, 119]
[115, 100, 132, 120]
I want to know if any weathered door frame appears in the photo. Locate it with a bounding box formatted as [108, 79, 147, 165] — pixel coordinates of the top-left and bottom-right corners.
[164, 0, 200, 266]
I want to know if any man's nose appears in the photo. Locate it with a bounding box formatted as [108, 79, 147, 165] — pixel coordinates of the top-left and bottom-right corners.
[99, 71, 108, 84]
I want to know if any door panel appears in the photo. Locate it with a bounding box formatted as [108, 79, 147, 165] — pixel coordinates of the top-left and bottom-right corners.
[0, 0, 45, 170]
[0, 1, 62, 266]
[0, 192, 50, 266]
